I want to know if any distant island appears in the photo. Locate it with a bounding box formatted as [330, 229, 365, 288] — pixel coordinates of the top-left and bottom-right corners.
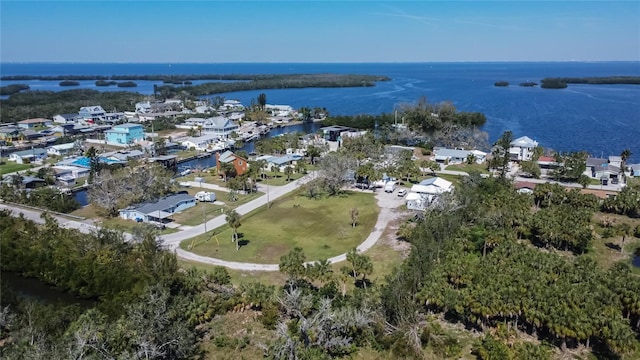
[0, 84, 29, 95]
[116, 81, 137, 88]
[0, 73, 390, 97]
[541, 76, 640, 89]
[59, 80, 80, 87]
[494, 76, 640, 89]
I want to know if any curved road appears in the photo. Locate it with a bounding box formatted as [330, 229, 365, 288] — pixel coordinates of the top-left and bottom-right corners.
[2, 171, 405, 271]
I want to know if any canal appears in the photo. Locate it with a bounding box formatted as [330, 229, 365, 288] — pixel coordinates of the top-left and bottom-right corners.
[73, 122, 324, 206]
[1, 271, 96, 308]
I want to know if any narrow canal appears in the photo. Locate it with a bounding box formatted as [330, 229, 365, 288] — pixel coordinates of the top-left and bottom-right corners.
[73, 122, 323, 206]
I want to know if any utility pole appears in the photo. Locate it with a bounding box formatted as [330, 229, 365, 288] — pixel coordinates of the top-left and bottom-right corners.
[203, 201, 207, 233]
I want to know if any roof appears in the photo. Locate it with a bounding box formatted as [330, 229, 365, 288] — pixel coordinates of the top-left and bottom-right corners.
[218, 150, 236, 163]
[515, 181, 537, 190]
[79, 106, 105, 112]
[11, 148, 47, 157]
[434, 148, 472, 159]
[0, 127, 20, 134]
[58, 113, 79, 120]
[586, 157, 608, 167]
[18, 118, 49, 124]
[2, 175, 46, 185]
[510, 136, 538, 148]
[125, 192, 195, 215]
[608, 156, 623, 162]
[71, 156, 121, 168]
[537, 156, 556, 163]
[266, 154, 302, 166]
[48, 142, 76, 151]
[419, 177, 453, 189]
[113, 123, 143, 129]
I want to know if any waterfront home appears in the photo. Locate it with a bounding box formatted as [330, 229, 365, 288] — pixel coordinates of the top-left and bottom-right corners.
[102, 149, 145, 162]
[47, 142, 77, 156]
[321, 126, 366, 142]
[181, 134, 220, 151]
[182, 116, 239, 138]
[536, 155, 560, 169]
[265, 104, 294, 117]
[585, 157, 623, 184]
[216, 150, 249, 176]
[433, 147, 487, 164]
[2, 175, 46, 189]
[509, 136, 539, 161]
[222, 99, 245, 111]
[17, 118, 52, 129]
[8, 148, 47, 164]
[119, 191, 196, 224]
[406, 177, 453, 211]
[104, 123, 145, 145]
[137, 111, 182, 122]
[79, 106, 106, 123]
[52, 165, 90, 186]
[628, 164, 640, 177]
[53, 113, 81, 124]
[608, 156, 623, 168]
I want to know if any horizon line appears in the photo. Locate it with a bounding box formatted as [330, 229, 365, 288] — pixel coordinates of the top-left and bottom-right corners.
[2, 60, 639, 65]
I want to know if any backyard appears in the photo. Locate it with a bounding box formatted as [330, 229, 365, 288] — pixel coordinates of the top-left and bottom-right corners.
[171, 187, 263, 226]
[445, 162, 489, 174]
[0, 160, 32, 175]
[181, 189, 379, 264]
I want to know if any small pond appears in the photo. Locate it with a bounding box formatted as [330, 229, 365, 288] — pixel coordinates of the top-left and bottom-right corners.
[1, 271, 95, 308]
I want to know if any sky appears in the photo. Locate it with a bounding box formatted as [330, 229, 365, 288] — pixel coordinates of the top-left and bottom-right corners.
[1, 1, 639, 63]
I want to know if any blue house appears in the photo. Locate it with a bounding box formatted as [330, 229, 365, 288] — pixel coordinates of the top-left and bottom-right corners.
[119, 192, 196, 224]
[104, 123, 145, 145]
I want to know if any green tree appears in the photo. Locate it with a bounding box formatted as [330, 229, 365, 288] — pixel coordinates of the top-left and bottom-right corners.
[257, 93, 267, 110]
[279, 247, 306, 282]
[490, 131, 514, 178]
[225, 209, 241, 250]
[306, 145, 321, 165]
[345, 248, 373, 289]
[284, 166, 293, 182]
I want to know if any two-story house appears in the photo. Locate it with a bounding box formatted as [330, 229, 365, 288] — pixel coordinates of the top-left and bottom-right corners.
[79, 106, 106, 123]
[509, 136, 539, 161]
[104, 123, 145, 145]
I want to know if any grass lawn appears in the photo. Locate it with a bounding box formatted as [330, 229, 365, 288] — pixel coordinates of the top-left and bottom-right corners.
[257, 172, 305, 186]
[182, 190, 379, 264]
[445, 163, 489, 174]
[172, 188, 263, 226]
[99, 217, 179, 235]
[588, 212, 640, 273]
[0, 161, 32, 175]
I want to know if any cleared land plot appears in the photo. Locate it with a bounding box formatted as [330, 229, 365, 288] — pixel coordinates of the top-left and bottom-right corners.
[0, 161, 32, 175]
[181, 190, 379, 264]
[445, 163, 489, 174]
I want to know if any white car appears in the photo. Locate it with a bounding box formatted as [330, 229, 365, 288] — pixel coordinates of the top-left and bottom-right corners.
[397, 189, 407, 197]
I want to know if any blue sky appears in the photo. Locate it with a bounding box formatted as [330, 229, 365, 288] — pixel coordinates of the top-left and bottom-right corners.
[1, 1, 639, 62]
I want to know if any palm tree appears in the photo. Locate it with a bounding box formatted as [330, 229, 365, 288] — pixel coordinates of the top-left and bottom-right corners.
[620, 149, 632, 170]
[284, 166, 293, 182]
[225, 209, 241, 251]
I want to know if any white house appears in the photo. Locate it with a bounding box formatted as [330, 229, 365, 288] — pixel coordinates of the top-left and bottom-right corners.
[265, 104, 294, 117]
[119, 192, 196, 224]
[181, 134, 222, 152]
[9, 148, 48, 164]
[47, 142, 77, 156]
[433, 148, 487, 164]
[509, 136, 538, 161]
[406, 177, 453, 211]
[79, 106, 106, 123]
[53, 113, 81, 124]
[222, 100, 244, 111]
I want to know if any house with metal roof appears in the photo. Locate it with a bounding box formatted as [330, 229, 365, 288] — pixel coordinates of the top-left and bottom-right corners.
[47, 142, 77, 156]
[119, 192, 196, 224]
[53, 113, 81, 124]
[8, 148, 48, 164]
[433, 148, 487, 164]
[406, 177, 453, 211]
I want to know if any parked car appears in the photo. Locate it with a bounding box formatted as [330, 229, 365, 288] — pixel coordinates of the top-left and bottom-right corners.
[384, 181, 397, 193]
[397, 189, 407, 197]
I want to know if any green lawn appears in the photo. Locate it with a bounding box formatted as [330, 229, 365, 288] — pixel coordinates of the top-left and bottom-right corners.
[0, 161, 32, 175]
[181, 190, 379, 264]
[257, 172, 305, 186]
[172, 188, 262, 226]
[445, 163, 489, 174]
[99, 217, 179, 235]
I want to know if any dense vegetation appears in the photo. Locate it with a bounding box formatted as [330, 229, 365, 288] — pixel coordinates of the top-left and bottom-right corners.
[59, 80, 80, 86]
[0, 89, 145, 123]
[95, 80, 118, 86]
[0, 212, 237, 359]
[494, 81, 509, 86]
[540, 78, 569, 89]
[544, 76, 640, 86]
[2, 73, 391, 82]
[117, 81, 137, 88]
[0, 84, 29, 96]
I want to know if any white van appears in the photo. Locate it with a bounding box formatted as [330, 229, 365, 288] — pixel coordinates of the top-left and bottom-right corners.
[384, 181, 396, 193]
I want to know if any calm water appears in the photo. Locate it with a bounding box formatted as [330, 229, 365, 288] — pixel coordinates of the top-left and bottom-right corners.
[1, 271, 95, 308]
[2, 62, 639, 162]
